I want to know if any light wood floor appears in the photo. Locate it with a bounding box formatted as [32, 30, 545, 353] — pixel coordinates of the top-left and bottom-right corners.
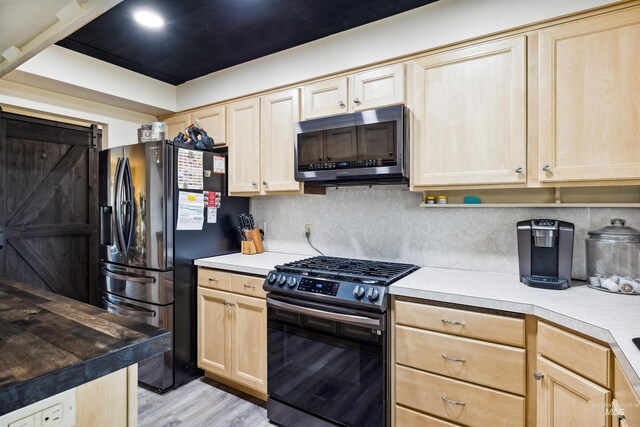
[138, 377, 271, 427]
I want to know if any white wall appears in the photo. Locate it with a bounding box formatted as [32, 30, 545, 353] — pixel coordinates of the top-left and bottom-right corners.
[0, 79, 156, 149]
[177, 0, 618, 110]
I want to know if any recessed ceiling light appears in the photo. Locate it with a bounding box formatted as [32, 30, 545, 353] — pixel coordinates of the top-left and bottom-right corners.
[133, 9, 165, 28]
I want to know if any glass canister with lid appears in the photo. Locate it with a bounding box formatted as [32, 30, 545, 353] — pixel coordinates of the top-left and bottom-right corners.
[586, 218, 640, 293]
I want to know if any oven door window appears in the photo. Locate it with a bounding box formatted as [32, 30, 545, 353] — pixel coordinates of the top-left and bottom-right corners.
[268, 305, 384, 427]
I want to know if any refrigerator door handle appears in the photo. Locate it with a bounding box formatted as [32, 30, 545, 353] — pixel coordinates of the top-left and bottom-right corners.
[100, 295, 155, 318]
[100, 266, 156, 283]
[122, 157, 134, 253]
[114, 157, 127, 254]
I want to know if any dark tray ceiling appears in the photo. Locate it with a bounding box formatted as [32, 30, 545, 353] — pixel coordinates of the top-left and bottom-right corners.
[57, 0, 438, 85]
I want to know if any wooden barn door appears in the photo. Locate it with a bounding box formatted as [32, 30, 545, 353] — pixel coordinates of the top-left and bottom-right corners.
[0, 110, 100, 303]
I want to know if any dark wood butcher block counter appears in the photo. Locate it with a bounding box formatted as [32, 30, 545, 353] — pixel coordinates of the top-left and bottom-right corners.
[0, 278, 171, 415]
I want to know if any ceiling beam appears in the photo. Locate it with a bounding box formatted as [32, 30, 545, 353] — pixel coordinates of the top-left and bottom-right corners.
[0, 0, 122, 78]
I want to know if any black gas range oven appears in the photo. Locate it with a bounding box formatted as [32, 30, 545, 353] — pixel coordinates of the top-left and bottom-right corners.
[263, 256, 419, 427]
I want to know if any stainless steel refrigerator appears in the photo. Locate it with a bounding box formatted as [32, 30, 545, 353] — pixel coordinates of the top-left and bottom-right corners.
[98, 141, 248, 392]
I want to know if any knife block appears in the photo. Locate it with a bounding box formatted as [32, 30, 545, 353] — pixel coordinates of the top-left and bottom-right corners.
[242, 228, 264, 254]
[241, 240, 257, 255]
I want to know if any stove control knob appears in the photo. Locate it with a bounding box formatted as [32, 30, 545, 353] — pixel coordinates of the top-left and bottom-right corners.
[267, 273, 277, 284]
[366, 288, 380, 302]
[287, 277, 297, 288]
[277, 275, 287, 286]
[353, 285, 365, 299]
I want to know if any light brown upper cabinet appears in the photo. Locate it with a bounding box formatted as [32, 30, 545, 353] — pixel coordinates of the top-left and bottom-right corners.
[537, 7, 640, 184]
[302, 64, 405, 120]
[192, 105, 226, 146]
[164, 112, 191, 141]
[227, 97, 261, 195]
[411, 36, 527, 188]
[349, 64, 405, 112]
[260, 88, 302, 193]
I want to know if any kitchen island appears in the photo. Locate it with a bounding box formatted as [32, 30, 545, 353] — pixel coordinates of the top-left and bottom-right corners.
[0, 277, 171, 423]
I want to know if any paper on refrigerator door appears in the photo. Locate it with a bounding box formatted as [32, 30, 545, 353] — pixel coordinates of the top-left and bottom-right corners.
[207, 207, 218, 224]
[176, 191, 204, 230]
[177, 148, 204, 190]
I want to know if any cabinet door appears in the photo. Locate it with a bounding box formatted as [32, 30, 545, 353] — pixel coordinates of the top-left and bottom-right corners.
[164, 112, 191, 140]
[536, 355, 610, 427]
[412, 36, 526, 187]
[192, 105, 226, 146]
[614, 359, 640, 426]
[230, 293, 267, 392]
[537, 7, 640, 183]
[197, 287, 231, 377]
[261, 88, 301, 193]
[302, 77, 348, 120]
[350, 64, 405, 112]
[227, 97, 261, 194]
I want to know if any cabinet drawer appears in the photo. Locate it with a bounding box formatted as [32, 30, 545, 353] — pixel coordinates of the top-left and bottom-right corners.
[394, 300, 525, 347]
[395, 405, 460, 427]
[538, 322, 610, 387]
[198, 268, 231, 291]
[615, 359, 640, 426]
[395, 325, 525, 395]
[230, 274, 266, 299]
[395, 365, 524, 427]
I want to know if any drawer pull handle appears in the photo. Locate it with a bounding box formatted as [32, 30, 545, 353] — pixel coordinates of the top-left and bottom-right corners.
[441, 318, 465, 326]
[208, 278, 218, 283]
[442, 354, 466, 363]
[244, 284, 256, 289]
[441, 396, 465, 406]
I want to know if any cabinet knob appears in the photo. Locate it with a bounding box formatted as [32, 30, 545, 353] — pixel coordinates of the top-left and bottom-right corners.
[534, 371, 544, 380]
[338, 101, 345, 109]
[263, 181, 268, 186]
[353, 98, 361, 106]
[515, 167, 524, 174]
[542, 164, 551, 172]
[252, 181, 257, 187]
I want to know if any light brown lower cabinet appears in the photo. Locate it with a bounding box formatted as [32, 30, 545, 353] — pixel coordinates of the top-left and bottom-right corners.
[396, 365, 525, 426]
[76, 364, 138, 427]
[535, 355, 610, 427]
[197, 278, 267, 396]
[612, 359, 640, 427]
[395, 405, 460, 427]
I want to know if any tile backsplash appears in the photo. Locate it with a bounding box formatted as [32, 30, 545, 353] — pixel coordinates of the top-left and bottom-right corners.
[251, 185, 640, 280]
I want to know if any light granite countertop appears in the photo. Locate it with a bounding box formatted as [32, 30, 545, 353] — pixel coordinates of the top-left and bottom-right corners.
[194, 251, 640, 396]
[194, 251, 308, 276]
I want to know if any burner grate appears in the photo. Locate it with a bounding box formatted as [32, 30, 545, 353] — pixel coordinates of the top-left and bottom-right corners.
[278, 256, 418, 284]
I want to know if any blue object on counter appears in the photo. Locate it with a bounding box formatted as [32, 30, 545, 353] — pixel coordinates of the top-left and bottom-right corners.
[463, 196, 481, 204]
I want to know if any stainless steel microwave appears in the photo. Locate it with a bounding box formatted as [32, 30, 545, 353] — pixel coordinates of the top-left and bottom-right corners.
[294, 105, 408, 185]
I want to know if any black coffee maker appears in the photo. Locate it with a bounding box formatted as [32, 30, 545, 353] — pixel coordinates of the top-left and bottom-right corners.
[517, 219, 574, 290]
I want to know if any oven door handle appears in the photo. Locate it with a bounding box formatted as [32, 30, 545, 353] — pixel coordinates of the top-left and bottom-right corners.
[267, 298, 382, 329]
